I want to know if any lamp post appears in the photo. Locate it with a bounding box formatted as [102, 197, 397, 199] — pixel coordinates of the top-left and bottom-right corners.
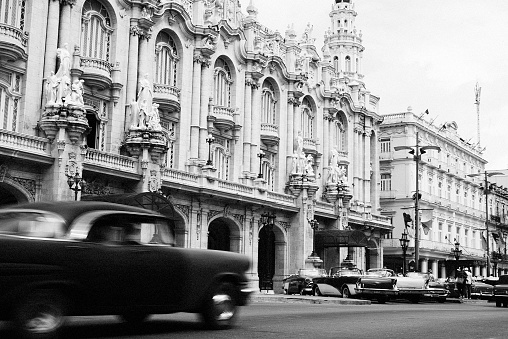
[467, 170, 504, 276]
[257, 150, 265, 179]
[394, 131, 441, 272]
[453, 240, 462, 261]
[205, 134, 214, 166]
[67, 171, 82, 201]
[308, 219, 319, 257]
[399, 228, 410, 275]
[260, 212, 276, 232]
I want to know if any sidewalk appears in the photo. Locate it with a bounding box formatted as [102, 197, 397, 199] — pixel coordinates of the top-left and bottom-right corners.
[250, 292, 490, 305]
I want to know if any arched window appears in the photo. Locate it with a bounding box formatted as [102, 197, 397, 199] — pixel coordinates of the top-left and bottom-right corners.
[0, 72, 21, 132]
[333, 115, 346, 151]
[213, 137, 231, 180]
[155, 32, 178, 87]
[0, 0, 25, 29]
[345, 56, 351, 72]
[261, 82, 276, 124]
[81, 0, 112, 64]
[333, 56, 339, 73]
[300, 98, 314, 139]
[261, 152, 276, 191]
[214, 58, 232, 107]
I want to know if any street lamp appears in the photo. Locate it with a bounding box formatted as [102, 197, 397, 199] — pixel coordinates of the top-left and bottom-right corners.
[67, 171, 82, 201]
[205, 134, 214, 166]
[399, 228, 410, 275]
[257, 150, 265, 179]
[260, 212, 276, 232]
[453, 240, 462, 261]
[308, 219, 319, 257]
[394, 131, 441, 272]
[468, 170, 504, 276]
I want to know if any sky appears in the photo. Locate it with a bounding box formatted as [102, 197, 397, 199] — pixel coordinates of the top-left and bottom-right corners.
[239, 0, 508, 171]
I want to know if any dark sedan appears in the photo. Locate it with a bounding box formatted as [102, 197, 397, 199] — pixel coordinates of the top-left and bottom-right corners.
[492, 275, 508, 307]
[0, 201, 252, 338]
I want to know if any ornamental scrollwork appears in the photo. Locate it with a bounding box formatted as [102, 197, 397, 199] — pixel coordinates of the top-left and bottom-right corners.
[207, 209, 221, 222]
[174, 204, 190, 220]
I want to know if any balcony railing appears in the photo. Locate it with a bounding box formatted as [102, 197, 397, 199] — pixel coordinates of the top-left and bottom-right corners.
[0, 129, 49, 155]
[162, 168, 199, 183]
[84, 149, 137, 173]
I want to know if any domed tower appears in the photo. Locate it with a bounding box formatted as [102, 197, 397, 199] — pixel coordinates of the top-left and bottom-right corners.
[325, 0, 364, 83]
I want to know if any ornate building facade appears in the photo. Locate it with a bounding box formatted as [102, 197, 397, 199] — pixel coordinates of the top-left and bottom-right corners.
[0, 0, 391, 292]
[379, 109, 508, 278]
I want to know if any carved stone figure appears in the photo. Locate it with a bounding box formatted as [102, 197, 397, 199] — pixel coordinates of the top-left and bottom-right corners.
[147, 103, 162, 130]
[67, 79, 85, 106]
[137, 74, 153, 111]
[305, 154, 314, 176]
[129, 99, 139, 128]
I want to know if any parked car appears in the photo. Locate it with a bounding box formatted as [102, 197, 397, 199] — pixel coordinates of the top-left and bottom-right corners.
[471, 280, 494, 300]
[355, 270, 448, 303]
[492, 275, 508, 307]
[311, 266, 365, 298]
[0, 201, 252, 338]
[282, 268, 327, 295]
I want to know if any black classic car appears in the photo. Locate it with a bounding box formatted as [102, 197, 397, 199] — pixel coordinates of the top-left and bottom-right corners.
[492, 275, 508, 307]
[282, 268, 327, 295]
[311, 266, 365, 298]
[0, 201, 252, 338]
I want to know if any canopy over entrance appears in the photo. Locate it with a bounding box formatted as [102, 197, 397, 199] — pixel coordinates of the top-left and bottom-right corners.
[82, 192, 175, 218]
[315, 229, 369, 248]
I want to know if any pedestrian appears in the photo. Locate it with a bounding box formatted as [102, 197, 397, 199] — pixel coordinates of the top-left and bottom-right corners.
[464, 267, 473, 299]
[455, 267, 465, 300]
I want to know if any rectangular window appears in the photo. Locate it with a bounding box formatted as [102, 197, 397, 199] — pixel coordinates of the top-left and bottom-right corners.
[380, 174, 391, 191]
[438, 223, 443, 242]
[380, 138, 391, 153]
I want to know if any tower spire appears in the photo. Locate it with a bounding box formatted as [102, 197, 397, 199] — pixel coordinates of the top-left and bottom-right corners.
[475, 82, 481, 148]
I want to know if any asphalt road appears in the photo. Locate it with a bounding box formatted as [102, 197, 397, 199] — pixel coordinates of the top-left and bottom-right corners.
[1, 300, 505, 339]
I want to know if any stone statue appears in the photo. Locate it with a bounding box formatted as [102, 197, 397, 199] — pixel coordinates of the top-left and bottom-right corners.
[129, 99, 139, 128]
[305, 154, 314, 176]
[45, 71, 60, 105]
[137, 74, 153, 111]
[147, 103, 162, 130]
[138, 99, 148, 128]
[66, 79, 85, 106]
[327, 148, 341, 184]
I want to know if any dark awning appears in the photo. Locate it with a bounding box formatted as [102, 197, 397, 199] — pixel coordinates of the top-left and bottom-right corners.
[82, 192, 175, 219]
[315, 229, 369, 247]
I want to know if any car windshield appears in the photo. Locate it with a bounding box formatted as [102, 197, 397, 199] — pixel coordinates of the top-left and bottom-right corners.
[298, 269, 327, 277]
[0, 210, 66, 238]
[330, 267, 363, 276]
[366, 269, 395, 277]
[405, 272, 428, 279]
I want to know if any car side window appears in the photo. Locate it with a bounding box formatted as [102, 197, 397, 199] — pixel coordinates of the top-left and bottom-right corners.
[0, 211, 65, 238]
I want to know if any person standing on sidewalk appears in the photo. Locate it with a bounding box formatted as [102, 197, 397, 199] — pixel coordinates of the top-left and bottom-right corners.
[464, 267, 473, 299]
[455, 267, 465, 299]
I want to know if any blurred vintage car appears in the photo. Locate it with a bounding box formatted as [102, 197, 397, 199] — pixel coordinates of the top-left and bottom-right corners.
[0, 201, 252, 338]
[311, 266, 365, 298]
[282, 268, 327, 295]
[492, 275, 508, 307]
[355, 269, 448, 303]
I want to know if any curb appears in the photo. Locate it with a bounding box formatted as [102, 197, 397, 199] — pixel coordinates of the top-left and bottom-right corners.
[250, 294, 371, 305]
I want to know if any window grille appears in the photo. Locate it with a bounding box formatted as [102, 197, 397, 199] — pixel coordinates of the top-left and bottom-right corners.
[261, 82, 276, 124]
[0, 72, 20, 132]
[155, 32, 179, 87]
[81, 0, 112, 63]
[213, 58, 232, 107]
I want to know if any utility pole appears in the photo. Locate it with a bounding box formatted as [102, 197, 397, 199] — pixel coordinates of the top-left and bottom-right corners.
[475, 82, 481, 148]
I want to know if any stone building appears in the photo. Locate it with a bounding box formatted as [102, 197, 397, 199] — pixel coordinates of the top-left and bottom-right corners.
[379, 109, 508, 278]
[0, 0, 391, 292]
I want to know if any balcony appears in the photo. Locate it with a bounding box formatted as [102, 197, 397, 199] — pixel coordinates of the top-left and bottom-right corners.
[153, 84, 181, 114]
[209, 106, 236, 132]
[0, 129, 53, 164]
[0, 23, 28, 61]
[83, 148, 139, 180]
[260, 123, 279, 146]
[303, 137, 317, 153]
[78, 57, 114, 90]
[380, 190, 396, 199]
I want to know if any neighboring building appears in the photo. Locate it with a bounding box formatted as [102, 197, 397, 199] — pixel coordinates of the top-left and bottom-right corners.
[379, 108, 508, 278]
[0, 0, 391, 293]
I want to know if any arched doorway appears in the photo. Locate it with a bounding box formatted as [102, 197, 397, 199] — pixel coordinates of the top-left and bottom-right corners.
[208, 221, 230, 251]
[0, 186, 18, 206]
[258, 225, 275, 290]
[0, 182, 30, 207]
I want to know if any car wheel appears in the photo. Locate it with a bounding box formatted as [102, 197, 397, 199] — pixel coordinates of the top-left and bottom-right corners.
[377, 296, 388, 304]
[314, 286, 322, 296]
[14, 289, 67, 339]
[201, 282, 238, 330]
[342, 286, 351, 298]
[437, 297, 446, 303]
[409, 296, 421, 304]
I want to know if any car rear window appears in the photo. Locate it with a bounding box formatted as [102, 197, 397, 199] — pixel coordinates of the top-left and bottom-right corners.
[0, 211, 66, 238]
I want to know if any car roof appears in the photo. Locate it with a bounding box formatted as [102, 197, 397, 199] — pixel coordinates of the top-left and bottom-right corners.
[0, 201, 164, 225]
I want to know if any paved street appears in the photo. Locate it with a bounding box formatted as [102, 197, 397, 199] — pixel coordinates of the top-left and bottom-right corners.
[1, 298, 505, 339]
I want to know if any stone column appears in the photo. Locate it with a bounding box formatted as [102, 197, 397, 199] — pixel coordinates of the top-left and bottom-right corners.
[190, 54, 205, 161]
[474, 265, 481, 277]
[126, 21, 141, 104]
[250, 83, 262, 174]
[58, 0, 73, 49]
[286, 97, 296, 177]
[364, 131, 371, 211]
[432, 260, 439, 277]
[137, 33, 152, 88]
[43, 0, 60, 79]
[440, 263, 447, 279]
[198, 60, 212, 160]
[243, 78, 254, 177]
